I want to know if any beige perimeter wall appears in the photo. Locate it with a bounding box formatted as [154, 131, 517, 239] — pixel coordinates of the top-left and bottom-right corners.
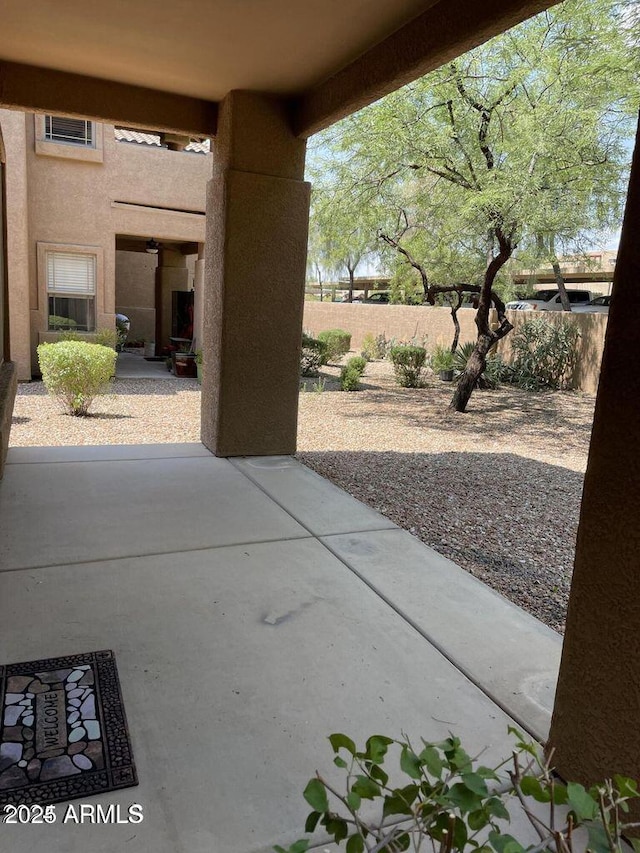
[303, 302, 608, 395]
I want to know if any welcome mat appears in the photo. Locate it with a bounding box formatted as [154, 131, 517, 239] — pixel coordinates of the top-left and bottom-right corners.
[0, 650, 137, 807]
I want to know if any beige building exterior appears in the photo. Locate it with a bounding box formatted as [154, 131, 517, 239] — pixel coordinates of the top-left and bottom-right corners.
[0, 110, 212, 380]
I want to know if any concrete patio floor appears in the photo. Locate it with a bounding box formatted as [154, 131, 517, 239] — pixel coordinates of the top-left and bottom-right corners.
[0, 443, 563, 853]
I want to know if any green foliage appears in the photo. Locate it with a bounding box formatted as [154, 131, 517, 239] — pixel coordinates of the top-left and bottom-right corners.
[300, 333, 328, 378]
[58, 330, 83, 342]
[94, 328, 118, 349]
[453, 341, 508, 389]
[340, 365, 362, 391]
[390, 345, 427, 387]
[430, 344, 455, 373]
[194, 349, 203, 365]
[37, 341, 116, 416]
[361, 332, 387, 361]
[49, 316, 78, 331]
[509, 318, 581, 390]
[276, 729, 640, 853]
[346, 356, 367, 376]
[317, 329, 352, 363]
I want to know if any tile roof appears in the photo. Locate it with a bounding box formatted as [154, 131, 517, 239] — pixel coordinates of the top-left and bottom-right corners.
[114, 127, 210, 153]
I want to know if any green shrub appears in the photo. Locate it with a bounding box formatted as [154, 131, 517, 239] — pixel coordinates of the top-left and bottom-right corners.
[390, 345, 427, 387]
[37, 341, 117, 416]
[509, 317, 580, 390]
[58, 330, 83, 342]
[300, 333, 328, 377]
[346, 356, 366, 376]
[48, 316, 77, 331]
[340, 365, 361, 391]
[430, 343, 455, 373]
[453, 340, 507, 389]
[361, 332, 387, 361]
[94, 328, 118, 349]
[317, 329, 352, 363]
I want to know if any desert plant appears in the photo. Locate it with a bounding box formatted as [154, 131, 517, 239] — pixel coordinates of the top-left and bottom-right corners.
[317, 329, 352, 363]
[390, 345, 427, 387]
[37, 341, 117, 416]
[453, 341, 507, 390]
[195, 350, 203, 365]
[509, 318, 580, 391]
[346, 356, 367, 376]
[340, 365, 362, 391]
[361, 332, 387, 361]
[301, 333, 328, 377]
[275, 728, 640, 853]
[94, 327, 119, 349]
[431, 344, 455, 373]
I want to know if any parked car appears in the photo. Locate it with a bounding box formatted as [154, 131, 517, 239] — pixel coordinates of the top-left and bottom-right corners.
[363, 292, 390, 304]
[506, 289, 594, 311]
[572, 295, 611, 314]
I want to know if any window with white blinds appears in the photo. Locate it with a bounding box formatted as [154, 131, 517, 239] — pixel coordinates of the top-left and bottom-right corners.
[44, 116, 94, 147]
[46, 252, 96, 295]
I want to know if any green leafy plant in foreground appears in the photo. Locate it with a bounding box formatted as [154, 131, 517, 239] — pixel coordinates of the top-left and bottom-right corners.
[275, 728, 640, 853]
[37, 340, 117, 416]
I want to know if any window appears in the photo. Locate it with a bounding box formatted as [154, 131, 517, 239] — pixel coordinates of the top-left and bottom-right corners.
[47, 252, 96, 332]
[44, 116, 94, 147]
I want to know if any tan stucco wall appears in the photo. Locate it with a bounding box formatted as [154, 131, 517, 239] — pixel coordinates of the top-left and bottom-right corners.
[303, 302, 608, 394]
[115, 250, 157, 342]
[303, 301, 479, 352]
[5, 113, 212, 372]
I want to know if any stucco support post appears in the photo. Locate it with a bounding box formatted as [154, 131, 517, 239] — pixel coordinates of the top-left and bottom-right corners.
[201, 91, 310, 456]
[548, 115, 640, 785]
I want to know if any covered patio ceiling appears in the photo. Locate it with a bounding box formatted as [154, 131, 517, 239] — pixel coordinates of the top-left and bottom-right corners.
[0, 0, 558, 137]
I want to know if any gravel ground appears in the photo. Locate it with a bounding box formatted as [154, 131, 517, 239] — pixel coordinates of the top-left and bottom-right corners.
[10, 360, 595, 633]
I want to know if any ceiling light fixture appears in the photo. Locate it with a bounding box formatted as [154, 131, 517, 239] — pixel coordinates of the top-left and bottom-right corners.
[146, 238, 160, 254]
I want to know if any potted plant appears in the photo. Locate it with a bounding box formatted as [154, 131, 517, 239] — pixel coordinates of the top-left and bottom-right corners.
[195, 350, 203, 384]
[431, 344, 455, 381]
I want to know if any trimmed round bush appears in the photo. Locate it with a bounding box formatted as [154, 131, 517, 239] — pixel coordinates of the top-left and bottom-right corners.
[300, 333, 328, 377]
[346, 356, 367, 375]
[317, 329, 352, 363]
[37, 341, 117, 416]
[340, 365, 361, 391]
[390, 345, 427, 387]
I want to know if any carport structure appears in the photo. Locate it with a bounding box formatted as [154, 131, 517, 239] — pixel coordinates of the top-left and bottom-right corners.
[0, 0, 639, 845]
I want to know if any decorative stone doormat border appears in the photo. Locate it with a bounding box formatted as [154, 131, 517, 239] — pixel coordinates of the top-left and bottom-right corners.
[0, 650, 137, 806]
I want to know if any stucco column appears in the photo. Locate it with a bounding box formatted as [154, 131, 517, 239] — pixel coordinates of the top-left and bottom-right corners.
[201, 91, 310, 456]
[193, 244, 204, 352]
[547, 115, 640, 785]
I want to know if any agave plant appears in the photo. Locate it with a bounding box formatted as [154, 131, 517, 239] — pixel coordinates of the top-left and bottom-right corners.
[453, 341, 506, 389]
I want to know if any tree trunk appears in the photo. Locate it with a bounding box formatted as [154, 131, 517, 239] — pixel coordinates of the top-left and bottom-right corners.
[449, 228, 514, 412]
[348, 266, 355, 303]
[449, 292, 463, 352]
[552, 259, 571, 311]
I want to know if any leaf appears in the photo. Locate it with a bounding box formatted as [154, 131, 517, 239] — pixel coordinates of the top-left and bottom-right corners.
[326, 817, 349, 842]
[629, 839, 640, 853]
[400, 746, 422, 779]
[566, 781, 599, 821]
[462, 772, 489, 796]
[352, 775, 381, 800]
[304, 811, 321, 833]
[448, 782, 483, 814]
[366, 735, 394, 763]
[451, 815, 469, 849]
[488, 831, 526, 853]
[346, 790, 361, 810]
[329, 733, 356, 756]
[614, 775, 639, 798]
[303, 779, 329, 813]
[334, 756, 348, 769]
[383, 793, 414, 818]
[420, 745, 444, 779]
[487, 797, 510, 822]
[519, 775, 551, 803]
[346, 835, 365, 853]
[586, 822, 613, 853]
[551, 782, 568, 805]
[274, 842, 310, 853]
[469, 809, 490, 831]
[370, 764, 389, 786]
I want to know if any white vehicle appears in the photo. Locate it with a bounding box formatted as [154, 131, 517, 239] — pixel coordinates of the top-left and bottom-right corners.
[572, 295, 611, 314]
[506, 289, 594, 311]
